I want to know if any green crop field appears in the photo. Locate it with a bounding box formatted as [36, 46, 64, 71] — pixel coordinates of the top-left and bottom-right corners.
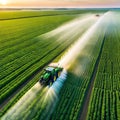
[87, 12, 120, 120]
[0, 9, 119, 120]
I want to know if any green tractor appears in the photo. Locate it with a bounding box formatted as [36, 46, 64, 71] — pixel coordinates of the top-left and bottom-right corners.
[39, 63, 63, 86]
[96, 14, 100, 17]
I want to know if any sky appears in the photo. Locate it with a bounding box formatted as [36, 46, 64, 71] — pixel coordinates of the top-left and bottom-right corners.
[0, 0, 120, 8]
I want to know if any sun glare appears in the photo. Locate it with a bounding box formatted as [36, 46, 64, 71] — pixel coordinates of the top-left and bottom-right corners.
[0, 0, 7, 5]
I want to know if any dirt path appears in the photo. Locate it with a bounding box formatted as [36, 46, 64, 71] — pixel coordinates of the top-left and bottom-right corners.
[79, 35, 106, 120]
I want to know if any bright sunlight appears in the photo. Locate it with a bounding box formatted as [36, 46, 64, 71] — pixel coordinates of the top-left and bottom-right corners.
[0, 0, 7, 5]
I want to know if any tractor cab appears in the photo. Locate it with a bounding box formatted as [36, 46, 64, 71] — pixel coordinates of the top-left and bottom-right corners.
[96, 14, 100, 17]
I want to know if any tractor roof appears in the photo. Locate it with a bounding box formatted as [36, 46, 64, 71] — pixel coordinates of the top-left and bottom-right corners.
[45, 67, 55, 72]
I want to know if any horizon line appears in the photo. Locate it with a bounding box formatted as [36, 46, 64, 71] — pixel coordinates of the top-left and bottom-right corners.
[0, 6, 120, 9]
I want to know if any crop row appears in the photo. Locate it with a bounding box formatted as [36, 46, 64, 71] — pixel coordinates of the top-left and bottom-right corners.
[88, 88, 119, 120]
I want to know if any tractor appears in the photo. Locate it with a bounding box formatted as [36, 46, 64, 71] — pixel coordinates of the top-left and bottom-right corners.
[39, 63, 63, 86]
[96, 14, 100, 17]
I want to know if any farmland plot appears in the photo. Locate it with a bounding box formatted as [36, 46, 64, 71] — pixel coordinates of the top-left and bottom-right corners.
[1, 9, 118, 120]
[0, 14, 77, 105]
[0, 12, 98, 117]
[50, 12, 111, 120]
[87, 12, 120, 120]
[1, 12, 108, 120]
[0, 10, 85, 20]
[1, 70, 67, 120]
[0, 10, 106, 20]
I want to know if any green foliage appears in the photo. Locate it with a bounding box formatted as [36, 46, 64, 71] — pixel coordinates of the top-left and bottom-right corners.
[0, 11, 77, 116]
[1, 10, 119, 120]
[0, 9, 106, 20]
[87, 12, 120, 120]
[0, 10, 94, 117]
[50, 19, 107, 120]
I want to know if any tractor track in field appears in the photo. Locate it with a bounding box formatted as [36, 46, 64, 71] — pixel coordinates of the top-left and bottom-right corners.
[0, 13, 80, 21]
[79, 35, 106, 120]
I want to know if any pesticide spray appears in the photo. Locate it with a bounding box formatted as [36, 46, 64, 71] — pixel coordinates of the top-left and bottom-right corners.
[58, 11, 111, 70]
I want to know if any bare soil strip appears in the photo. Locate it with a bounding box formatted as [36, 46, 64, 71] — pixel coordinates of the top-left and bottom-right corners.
[79, 35, 106, 120]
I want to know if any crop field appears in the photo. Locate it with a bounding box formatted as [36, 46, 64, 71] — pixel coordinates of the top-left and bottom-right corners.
[0, 9, 120, 120]
[87, 12, 120, 120]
